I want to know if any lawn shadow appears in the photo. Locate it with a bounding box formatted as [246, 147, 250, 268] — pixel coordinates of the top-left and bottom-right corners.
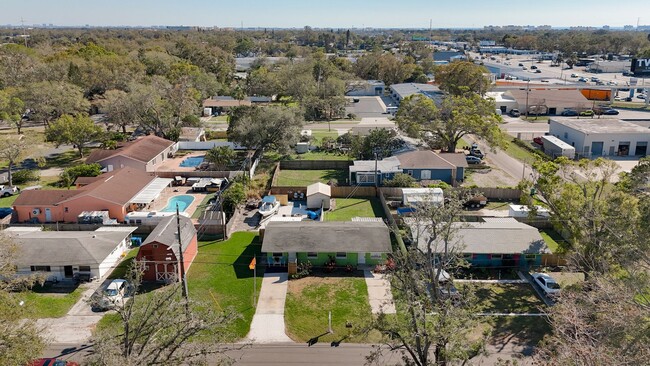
[488, 316, 550, 354]
[233, 237, 263, 279]
[31, 281, 80, 294]
[307, 331, 331, 347]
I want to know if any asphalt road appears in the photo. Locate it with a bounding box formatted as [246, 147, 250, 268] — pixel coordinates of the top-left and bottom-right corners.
[43, 342, 534, 365]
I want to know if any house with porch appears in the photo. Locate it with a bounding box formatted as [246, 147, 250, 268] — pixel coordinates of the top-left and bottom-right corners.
[136, 215, 198, 283]
[408, 218, 550, 268]
[349, 150, 467, 186]
[6, 226, 136, 282]
[261, 221, 391, 269]
[85, 134, 177, 173]
[12, 168, 171, 223]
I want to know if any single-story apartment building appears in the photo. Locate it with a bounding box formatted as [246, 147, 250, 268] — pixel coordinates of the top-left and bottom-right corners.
[86, 134, 177, 173]
[408, 218, 550, 267]
[12, 168, 171, 223]
[488, 89, 591, 115]
[349, 150, 467, 186]
[389, 83, 444, 107]
[202, 96, 252, 115]
[549, 117, 650, 158]
[261, 221, 391, 268]
[136, 215, 198, 283]
[7, 226, 136, 282]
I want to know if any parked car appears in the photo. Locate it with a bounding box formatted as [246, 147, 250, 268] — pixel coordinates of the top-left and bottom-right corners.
[614, 96, 622, 101]
[570, 73, 579, 78]
[623, 71, 633, 76]
[590, 77, 600, 82]
[531, 273, 561, 297]
[29, 359, 80, 366]
[602, 109, 619, 115]
[637, 94, 647, 100]
[625, 97, 633, 102]
[530, 65, 538, 70]
[509, 109, 521, 117]
[533, 137, 544, 146]
[465, 155, 482, 164]
[0, 185, 18, 197]
[518, 63, 524, 67]
[607, 81, 618, 85]
[561, 109, 579, 116]
[577, 77, 588, 82]
[535, 69, 542, 73]
[469, 149, 484, 159]
[91, 279, 130, 311]
[522, 66, 528, 70]
[579, 110, 595, 117]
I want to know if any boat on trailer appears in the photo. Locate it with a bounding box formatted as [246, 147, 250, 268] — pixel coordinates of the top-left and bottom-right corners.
[259, 196, 280, 217]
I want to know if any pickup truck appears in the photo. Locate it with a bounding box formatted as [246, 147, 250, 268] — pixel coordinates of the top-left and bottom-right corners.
[0, 185, 19, 197]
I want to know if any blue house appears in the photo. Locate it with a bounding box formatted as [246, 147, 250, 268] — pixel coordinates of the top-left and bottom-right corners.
[348, 150, 467, 187]
[408, 218, 551, 268]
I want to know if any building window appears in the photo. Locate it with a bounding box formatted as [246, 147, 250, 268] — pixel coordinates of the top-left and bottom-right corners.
[490, 254, 503, 260]
[357, 173, 376, 184]
[564, 132, 568, 139]
[336, 252, 347, 259]
[307, 252, 318, 259]
[152, 244, 158, 249]
[407, 170, 413, 176]
[272, 252, 283, 257]
[370, 252, 382, 259]
[79, 266, 91, 272]
[30, 265, 51, 272]
[64, 207, 69, 213]
[525, 254, 537, 260]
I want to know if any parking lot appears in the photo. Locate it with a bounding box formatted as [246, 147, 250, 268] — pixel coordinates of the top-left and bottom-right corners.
[345, 96, 389, 118]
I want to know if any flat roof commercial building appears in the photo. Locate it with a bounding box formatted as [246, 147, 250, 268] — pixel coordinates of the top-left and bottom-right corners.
[389, 83, 443, 106]
[549, 118, 650, 158]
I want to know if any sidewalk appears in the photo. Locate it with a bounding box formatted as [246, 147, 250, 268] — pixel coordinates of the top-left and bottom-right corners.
[245, 273, 293, 343]
[363, 270, 396, 314]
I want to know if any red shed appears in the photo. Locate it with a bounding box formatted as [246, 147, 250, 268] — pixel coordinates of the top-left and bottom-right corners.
[136, 215, 198, 283]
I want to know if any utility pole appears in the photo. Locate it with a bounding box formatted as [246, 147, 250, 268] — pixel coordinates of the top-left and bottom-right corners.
[525, 80, 530, 120]
[374, 152, 379, 189]
[20, 17, 27, 47]
[176, 204, 190, 309]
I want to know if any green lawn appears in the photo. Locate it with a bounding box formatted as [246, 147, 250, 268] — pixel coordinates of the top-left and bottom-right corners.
[504, 138, 539, 163]
[187, 232, 263, 340]
[326, 198, 383, 221]
[539, 229, 564, 254]
[285, 276, 383, 343]
[484, 200, 517, 211]
[107, 248, 140, 280]
[291, 151, 350, 161]
[275, 169, 347, 186]
[482, 315, 552, 349]
[474, 284, 546, 313]
[191, 194, 214, 219]
[13, 285, 84, 319]
[310, 131, 339, 143]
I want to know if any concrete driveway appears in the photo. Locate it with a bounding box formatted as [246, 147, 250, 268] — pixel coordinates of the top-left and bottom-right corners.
[363, 270, 396, 314]
[245, 273, 293, 343]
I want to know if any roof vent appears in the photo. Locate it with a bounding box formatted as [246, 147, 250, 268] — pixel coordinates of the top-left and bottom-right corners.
[92, 234, 97, 238]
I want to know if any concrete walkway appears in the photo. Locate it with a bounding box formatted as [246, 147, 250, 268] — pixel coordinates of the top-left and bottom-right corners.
[363, 270, 396, 314]
[245, 273, 293, 343]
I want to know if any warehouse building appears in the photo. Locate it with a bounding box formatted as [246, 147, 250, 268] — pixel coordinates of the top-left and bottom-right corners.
[488, 89, 591, 115]
[389, 83, 444, 106]
[548, 118, 650, 158]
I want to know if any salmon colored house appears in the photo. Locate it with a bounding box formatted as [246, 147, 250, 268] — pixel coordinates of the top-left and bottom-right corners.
[86, 134, 177, 173]
[12, 168, 169, 223]
[136, 215, 198, 283]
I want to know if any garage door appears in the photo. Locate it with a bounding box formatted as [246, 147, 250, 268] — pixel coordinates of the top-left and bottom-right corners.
[635, 142, 648, 156]
[591, 141, 604, 156]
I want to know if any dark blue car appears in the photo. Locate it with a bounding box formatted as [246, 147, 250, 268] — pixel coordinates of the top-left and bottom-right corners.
[561, 109, 578, 116]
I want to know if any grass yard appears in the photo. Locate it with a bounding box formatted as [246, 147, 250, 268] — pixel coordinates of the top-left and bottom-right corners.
[474, 283, 546, 314]
[292, 151, 350, 161]
[539, 229, 564, 254]
[107, 248, 140, 280]
[191, 194, 214, 219]
[275, 169, 347, 186]
[326, 198, 383, 221]
[285, 276, 383, 343]
[484, 200, 517, 211]
[13, 285, 84, 319]
[504, 138, 539, 163]
[481, 315, 552, 349]
[187, 232, 263, 340]
[310, 130, 339, 143]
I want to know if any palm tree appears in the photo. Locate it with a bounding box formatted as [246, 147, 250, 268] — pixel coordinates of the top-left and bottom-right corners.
[204, 146, 235, 171]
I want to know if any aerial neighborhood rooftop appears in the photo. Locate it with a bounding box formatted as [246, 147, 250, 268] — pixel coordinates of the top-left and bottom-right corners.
[0, 13, 648, 366]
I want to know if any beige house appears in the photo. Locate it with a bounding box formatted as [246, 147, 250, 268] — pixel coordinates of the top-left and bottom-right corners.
[86, 135, 176, 173]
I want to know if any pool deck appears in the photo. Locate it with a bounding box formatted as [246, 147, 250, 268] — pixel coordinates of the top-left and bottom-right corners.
[149, 186, 209, 218]
[156, 152, 205, 173]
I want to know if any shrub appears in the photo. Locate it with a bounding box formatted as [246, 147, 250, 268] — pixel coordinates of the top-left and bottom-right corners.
[512, 138, 550, 161]
[11, 169, 39, 184]
[384, 173, 417, 187]
[205, 130, 228, 140]
[59, 163, 102, 187]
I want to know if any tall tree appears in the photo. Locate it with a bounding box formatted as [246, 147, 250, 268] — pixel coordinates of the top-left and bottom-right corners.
[21, 81, 90, 127]
[367, 192, 485, 366]
[434, 61, 490, 96]
[46, 114, 103, 158]
[205, 146, 236, 170]
[0, 134, 34, 187]
[396, 94, 505, 152]
[102, 89, 135, 133]
[0, 235, 47, 365]
[227, 105, 304, 159]
[0, 90, 25, 134]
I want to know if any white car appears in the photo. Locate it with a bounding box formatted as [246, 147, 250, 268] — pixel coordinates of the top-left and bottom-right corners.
[531, 273, 561, 296]
[92, 279, 129, 311]
[0, 185, 18, 197]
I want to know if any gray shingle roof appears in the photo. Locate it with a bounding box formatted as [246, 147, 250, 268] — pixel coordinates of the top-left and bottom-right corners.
[408, 220, 549, 255]
[8, 230, 134, 267]
[142, 215, 196, 257]
[262, 221, 392, 253]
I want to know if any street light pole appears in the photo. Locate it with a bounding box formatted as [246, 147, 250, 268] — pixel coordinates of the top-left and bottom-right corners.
[525, 80, 530, 120]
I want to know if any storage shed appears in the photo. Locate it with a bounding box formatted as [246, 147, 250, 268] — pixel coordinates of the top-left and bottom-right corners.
[306, 182, 331, 210]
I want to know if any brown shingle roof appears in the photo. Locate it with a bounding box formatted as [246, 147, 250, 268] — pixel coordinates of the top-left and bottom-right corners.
[13, 190, 79, 206]
[86, 135, 174, 164]
[396, 150, 467, 169]
[74, 176, 102, 186]
[68, 168, 156, 206]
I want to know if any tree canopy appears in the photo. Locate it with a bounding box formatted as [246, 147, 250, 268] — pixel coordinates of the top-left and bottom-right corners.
[46, 114, 103, 157]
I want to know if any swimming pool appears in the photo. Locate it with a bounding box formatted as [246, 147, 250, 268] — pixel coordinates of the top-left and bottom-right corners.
[179, 155, 205, 168]
[161, 195, 195, 212]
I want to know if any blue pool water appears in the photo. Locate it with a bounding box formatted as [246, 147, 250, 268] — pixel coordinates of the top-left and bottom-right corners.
[162, 195, 195, 212]
[179, 155, 205, 167]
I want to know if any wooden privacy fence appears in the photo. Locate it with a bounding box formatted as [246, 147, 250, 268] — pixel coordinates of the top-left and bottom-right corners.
[279, 160, 351, 170]
[454, 187, 522, 201]
[540, 254, 567, 267]
[269, 186, 378, 198]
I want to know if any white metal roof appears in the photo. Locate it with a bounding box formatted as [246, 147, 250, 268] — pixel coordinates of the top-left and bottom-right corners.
[307, 182, 331, 196]
[130, 178, 173, 204]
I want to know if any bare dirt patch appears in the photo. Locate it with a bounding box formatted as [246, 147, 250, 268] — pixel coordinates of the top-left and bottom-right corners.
[464, 166, 519, 187]
[288, 276, 342, 294]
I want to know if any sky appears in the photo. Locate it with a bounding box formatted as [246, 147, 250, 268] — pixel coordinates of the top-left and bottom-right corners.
[1, 0, 649, 29]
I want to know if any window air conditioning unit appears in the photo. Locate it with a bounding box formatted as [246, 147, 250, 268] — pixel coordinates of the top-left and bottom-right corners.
[32, 208, 40, 215]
